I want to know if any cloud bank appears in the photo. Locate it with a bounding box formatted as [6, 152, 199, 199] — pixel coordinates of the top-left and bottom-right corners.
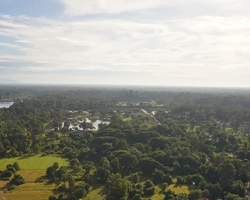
[0, 0, 250, 86]
[59, 0, 250, 16]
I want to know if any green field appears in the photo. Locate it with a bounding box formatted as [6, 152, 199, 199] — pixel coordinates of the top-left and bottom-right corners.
[0, 154, 69, 170]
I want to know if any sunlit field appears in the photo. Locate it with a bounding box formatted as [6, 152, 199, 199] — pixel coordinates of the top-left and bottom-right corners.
[0, 154, 69, 171]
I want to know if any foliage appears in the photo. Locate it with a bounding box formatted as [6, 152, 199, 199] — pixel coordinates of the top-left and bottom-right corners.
[11, 174, 26, 185]
[1, 87, 250, 200]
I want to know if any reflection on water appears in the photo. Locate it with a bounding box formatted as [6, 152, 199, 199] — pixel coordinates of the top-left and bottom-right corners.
[0, 102, 14, 108]
[63, 118, 110, 131]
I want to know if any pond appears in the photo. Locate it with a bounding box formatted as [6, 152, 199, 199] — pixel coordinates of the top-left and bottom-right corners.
[86, 118, 110, 130]
[0, 102, 14, 108]
[63, 118, 110, 131]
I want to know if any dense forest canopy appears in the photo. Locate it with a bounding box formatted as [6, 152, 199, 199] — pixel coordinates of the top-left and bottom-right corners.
[1, 85, 250, 200]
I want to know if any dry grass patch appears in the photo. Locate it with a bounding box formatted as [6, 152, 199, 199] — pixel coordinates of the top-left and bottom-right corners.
[6, 182, 54, 200]
[150, 186, 165, 200]
[86, 185, 107, 200]
[167, 184, 190, 194]
[17, 170, 47, 182]
[0, 169, 55, 200]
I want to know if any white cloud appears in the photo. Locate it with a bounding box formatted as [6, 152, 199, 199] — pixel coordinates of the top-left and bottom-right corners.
[59, 0, 250, 16]
[1, 1, 250, 86]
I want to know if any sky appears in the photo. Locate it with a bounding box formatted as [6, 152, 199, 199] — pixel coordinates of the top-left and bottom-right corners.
[0, 0, 250, 86]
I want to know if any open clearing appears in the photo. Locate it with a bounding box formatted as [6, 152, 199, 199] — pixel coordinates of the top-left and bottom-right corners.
[84, 182, 190, 200]
[6, 182, 54, 200]
[0, 170, 55, 200]
[17, 170, 47, 182]
[86, 184, 107, 200]
[0, 156, 191, 200]
[0, 154, 69, 170]
[0, 155, 69, 200]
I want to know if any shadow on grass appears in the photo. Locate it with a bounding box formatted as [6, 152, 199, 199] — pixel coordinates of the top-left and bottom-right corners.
[44, 180, 54, 186]
[18, 154, 34, 160]
[0, 182, 11, 191]
[35, 175, 48, 183]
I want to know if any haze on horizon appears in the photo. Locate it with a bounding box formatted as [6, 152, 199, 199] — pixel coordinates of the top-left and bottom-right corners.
[0, 0, 250, 87]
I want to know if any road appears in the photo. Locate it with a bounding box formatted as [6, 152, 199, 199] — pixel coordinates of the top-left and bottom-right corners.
[141, 109, 161, 125]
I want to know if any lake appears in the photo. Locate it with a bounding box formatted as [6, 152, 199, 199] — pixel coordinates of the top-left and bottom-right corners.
[0, 102, 14, 108]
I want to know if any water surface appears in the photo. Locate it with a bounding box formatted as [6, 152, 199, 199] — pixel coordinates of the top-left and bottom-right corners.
[0, 102, 14, 108]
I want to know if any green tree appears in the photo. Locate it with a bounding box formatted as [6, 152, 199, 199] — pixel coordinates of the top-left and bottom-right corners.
[205, 183, 223, 199]
[53, 162, 59, 170]
[145, 179, 154, 188]
[118, 153, 138, 169]
[133, 194, 141, 200]
[110, 178, 129, 199]
[162, 174, 173, 185]
[230, 180, 245, 197]
[225, 193, 243, 200]
[164, 190, 175, 200]
[13, 162, 20, 171]
[191, 174, 204, 186]
[0, 141, 6, 157]
[152, 169, 164, 184]
[32, 143, 41, 154]
[189, 190, 202, 200]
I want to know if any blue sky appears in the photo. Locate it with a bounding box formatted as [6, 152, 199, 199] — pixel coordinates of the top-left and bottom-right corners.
[0, 0, 250, 86]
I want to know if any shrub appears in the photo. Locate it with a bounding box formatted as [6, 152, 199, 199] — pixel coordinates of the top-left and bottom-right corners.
[1, 177, 10, 181]
[13, 162, 20, 171]
[8, 185, 16, 191]
[6, 164, 16, 173]
[1, 170, 13, 178]
[11, 174, 25, 185]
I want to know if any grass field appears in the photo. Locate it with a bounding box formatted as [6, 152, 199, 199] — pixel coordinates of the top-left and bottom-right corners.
[17, 170, 47, 182]
[6, 182, 54, 200]
[0, 170, 54, 200]
[0, 154, 69, 171]
[0, 155, 69, 200]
